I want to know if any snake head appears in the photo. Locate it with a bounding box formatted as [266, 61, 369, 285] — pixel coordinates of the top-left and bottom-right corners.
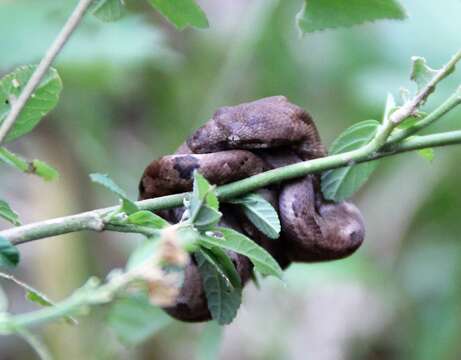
[187, 108, 233, 153]
[317, 201, 365, 260]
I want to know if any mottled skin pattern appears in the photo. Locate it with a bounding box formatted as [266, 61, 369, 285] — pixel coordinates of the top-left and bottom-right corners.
[139, 96, 365, 322]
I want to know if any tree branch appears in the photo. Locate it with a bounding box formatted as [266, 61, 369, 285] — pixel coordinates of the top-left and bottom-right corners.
[0, 0, 94, 144]
[1, 49, 460, 247]
[1, 128, 460, 246]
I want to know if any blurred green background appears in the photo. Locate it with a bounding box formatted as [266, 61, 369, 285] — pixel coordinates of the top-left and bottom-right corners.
[1, 0, 461, 358]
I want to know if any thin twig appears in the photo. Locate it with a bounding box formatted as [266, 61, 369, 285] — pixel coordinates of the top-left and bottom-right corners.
[389, 50, 461, 125]
[0, 0, 94, 144]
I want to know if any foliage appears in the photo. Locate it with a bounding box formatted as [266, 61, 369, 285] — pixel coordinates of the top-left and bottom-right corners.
[321, 120, 380, 201]
[0, 66, 62, 143]
[0, 237, 20, 268]
[228, 193, 281, 239]
[296, 0, 406, 34]
[0, 0, 460, 359]
[0, 200, 20, 226]
[107, 293, 172, 345]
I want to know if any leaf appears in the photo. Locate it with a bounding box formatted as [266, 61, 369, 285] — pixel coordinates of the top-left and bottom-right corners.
[126, 239, 159, 270]
[418, 148, 435, 162]
[383, 93, 397, 122]
[90, 173, 127, 198]
[0, 200, 20, 226]
[0, 66, 62, 143]
[228, 193, 280, 239]
[190, 171, 219, 216]
[198, 247, 241, 289]
[397, 111, 428, 130]
[0, 271, 76, 324]
[0, 147, 59, 181]
[321, 120, 380, 201]
[147, 0, 209, 30]
[200, 227, 283, 279]
[196, 252, 241, 325]
[194, 206, 222, 231]
[196, 321, 223, 360]
[91, 0, 124, 22]
[410, 57, 441, 92]
[176, 226, 200, 252]
[0, 236, 19, 267]
[108, 293, 172, 345]
[25, 290, 53, 307]
[121, 198, 139, 215]
[296, 0, 406, 34]
[90, 173, 139, 213]
[127, 210, 169, 229]
[31, 159, 59, 181]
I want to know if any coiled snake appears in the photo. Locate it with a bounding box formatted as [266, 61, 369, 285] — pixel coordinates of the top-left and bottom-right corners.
[139, 96, 365, 322]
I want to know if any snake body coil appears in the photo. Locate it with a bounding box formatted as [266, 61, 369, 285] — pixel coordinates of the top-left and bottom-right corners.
[139, 96, 365, 322]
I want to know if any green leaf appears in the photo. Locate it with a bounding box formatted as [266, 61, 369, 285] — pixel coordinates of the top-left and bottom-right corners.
[228, 193, 280, 239]
[127, 210, 169, 229]
[418, 148, 435, 162]
[90, 173, 138, 213]
[147, 0, 209, 30]
[321, 120, 380, 201]
[198, 247, 241, 289]
[0, 147, 59, 181]
[410, 57, 441, 92]
[0, 271, 76, 324]
[194, 206, 222, 231]
[397, 111, 427, 130]
[0, 236, 19, 267]
[121, 198, 139, 215]
[0, 66, 62, 143]
[196, 252, 241, 325]
[90, 173, 127, 198]
[296, 0, 406, 34]
[91, 0, 124, 22]
[31, 159, 59, 181]
[383, 93, 397, 122]
[126, 239, 159, 270]
[176, 226, 200, 252]
[0, 200, 20, 226]
[200, 227, 283, 279]
[190, 171, 219, 216]
[25, 290, 53, 307]
[196, 321, 223, 360]
[108, 293, 172, 345]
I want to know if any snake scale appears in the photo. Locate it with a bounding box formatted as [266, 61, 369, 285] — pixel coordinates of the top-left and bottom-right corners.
[139, 96, 365, 322]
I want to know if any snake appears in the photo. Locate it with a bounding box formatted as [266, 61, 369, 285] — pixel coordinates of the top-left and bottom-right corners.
[139, 96, 365, 322]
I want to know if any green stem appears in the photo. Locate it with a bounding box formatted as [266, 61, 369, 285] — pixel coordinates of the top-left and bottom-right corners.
[0, 147, 30, 172]
[3, 274, 133, 330]
[0, 0, 94, 144]
[2, 127, 461, 246]
[3, 130, 460, 331]
[1, 50, 460, 246]
[388, 87, 461, 145]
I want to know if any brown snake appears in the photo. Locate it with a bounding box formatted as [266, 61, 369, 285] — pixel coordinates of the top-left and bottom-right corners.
[139, 96, 365, 322]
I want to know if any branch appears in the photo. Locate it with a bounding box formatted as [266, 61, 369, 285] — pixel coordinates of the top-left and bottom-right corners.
[1, 128, 459, 246]
[389, 50, 461, 125]
[0, 0, 94, 144]
[1, 50, 460, 246]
